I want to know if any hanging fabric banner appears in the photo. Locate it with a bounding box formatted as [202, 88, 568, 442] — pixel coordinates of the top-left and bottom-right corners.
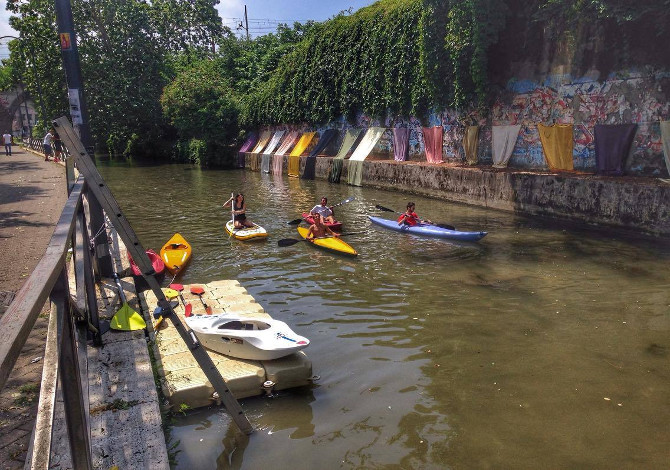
[288, 132, 316, 177]
[462, 126, 479, 165]
[658, 121, 670, 178]
[261, 154, 271, 173]
[250, 131, 271, 154]
[302, 129, 338, 180]
[537, 124, 574, 171]
[272, 155, 284, 176]
[329, 129, 362, 183]
[393, 128, 410, 162]
[275, 131, 299, 156]
[492, 125, 521, 168]
[594, 124, 637, 175]
[237, 132, 257, 168]
[347, 127, 385, 186]
[422, 126, 443, 163]
[262, 131, 285, 155]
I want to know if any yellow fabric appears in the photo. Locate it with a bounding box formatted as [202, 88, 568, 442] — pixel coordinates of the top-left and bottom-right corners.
[288, 132, 315, 177]
[463, 126, 479, 165]
[538, 124, 574, 171]
[251, 131, 271, 154]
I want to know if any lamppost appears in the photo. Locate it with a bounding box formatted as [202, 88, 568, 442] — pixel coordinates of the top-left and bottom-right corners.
[1, 35, 47, 138]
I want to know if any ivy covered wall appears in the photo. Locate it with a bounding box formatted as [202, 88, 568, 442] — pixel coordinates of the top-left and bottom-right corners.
[243, 0, 670, 176]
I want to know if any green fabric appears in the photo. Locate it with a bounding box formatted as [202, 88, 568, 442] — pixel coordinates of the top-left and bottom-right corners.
[329, 158, 344, 183]
[347, 160, 364, 187]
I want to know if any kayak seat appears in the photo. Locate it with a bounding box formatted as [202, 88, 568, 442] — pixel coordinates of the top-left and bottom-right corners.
[220, 321, 244, 330]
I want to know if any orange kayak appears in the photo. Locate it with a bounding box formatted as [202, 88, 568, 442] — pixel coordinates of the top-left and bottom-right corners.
[160, 233, 192, 274]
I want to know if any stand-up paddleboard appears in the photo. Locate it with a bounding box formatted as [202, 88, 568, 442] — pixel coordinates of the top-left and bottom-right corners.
[225, 220, 268, 241]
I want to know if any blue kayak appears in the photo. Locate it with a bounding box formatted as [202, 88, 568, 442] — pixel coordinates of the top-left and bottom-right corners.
[368, 216, 487, 242]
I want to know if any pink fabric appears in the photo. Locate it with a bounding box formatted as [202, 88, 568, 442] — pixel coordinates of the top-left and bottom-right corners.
[422, 126, 443, 163]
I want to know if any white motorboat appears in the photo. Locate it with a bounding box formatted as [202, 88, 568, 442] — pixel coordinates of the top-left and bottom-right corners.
[185, 314, 309, 361]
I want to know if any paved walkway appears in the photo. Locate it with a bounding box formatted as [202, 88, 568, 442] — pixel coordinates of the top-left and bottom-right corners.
[0, 146, 67, 469]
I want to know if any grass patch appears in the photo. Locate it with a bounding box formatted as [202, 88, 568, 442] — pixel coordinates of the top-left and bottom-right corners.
[13, 383, 39, 407]
[90, 398, 139, 414]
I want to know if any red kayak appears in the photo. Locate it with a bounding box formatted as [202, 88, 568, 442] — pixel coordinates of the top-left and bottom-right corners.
[301, 212, 343, 230]
[128, 249, 165, 277]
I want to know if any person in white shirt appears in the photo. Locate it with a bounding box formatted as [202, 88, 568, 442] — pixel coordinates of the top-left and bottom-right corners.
[2, 132, 11, 156]
[43, 130, 54, 161]
[310, 197, 336, 225]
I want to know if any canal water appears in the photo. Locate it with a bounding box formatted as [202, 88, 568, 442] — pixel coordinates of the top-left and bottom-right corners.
[100, 163, 670, 469]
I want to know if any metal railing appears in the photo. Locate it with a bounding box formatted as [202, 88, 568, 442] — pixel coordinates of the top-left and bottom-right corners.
[0, 175, 100, 469]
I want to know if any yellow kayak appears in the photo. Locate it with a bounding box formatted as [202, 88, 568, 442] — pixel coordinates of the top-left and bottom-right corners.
[225, 220, 268, 241]
[297, 226, 358, 256]
[160, 233, 192, 274]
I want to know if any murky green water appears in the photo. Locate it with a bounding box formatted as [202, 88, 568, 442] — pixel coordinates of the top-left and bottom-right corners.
[100, 163, 670, 469]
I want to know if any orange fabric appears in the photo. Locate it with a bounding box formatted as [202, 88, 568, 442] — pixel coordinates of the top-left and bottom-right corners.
[538, 124, 574, 171]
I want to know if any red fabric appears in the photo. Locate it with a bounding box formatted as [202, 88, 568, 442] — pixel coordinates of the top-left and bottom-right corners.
[398, 211, 419, 226]
[422, 126, 443, 163]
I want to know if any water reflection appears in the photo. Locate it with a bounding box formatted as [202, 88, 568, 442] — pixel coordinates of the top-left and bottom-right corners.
[99, 163, 670, 469]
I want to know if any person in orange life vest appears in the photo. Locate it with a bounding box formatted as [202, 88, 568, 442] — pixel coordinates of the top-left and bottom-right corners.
[397, 202, 432, 226]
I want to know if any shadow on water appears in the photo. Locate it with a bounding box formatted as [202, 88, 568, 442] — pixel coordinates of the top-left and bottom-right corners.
[98, 163, 670, 469]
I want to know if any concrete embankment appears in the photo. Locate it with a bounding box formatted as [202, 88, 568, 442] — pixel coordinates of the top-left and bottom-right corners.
[253, 155, 670, 236]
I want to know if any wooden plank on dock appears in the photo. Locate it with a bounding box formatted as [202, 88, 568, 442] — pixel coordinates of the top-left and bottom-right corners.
[140, 281, 312, 409]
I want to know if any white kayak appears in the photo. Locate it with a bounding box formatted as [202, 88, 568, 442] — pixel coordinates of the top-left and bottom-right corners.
[185, 314, 309, 361]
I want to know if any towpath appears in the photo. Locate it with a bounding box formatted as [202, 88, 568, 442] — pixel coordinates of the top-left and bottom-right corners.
[0, 146, 67, 468]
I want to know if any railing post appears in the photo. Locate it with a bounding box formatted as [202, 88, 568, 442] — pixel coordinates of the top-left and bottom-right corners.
[77, 199, 101, 346]
[54, 266, 92, 469]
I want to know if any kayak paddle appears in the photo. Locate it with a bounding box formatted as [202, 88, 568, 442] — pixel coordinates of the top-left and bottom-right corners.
[287, 196, 356, 225]
[374, 204, 456, 230]
[190, 285, 213, 314]
[169, 283, 187, 306]
[110, 273, 146, 331]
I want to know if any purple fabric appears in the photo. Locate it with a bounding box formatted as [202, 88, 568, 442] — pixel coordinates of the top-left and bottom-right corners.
[237, 133, 257, 168]
[594, 124, 637, 176]
[422, 127, 443, 163]
[393, 128, 410, 161]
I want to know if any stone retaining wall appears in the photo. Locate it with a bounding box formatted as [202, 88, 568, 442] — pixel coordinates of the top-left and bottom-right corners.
[246, 154, 670, 236]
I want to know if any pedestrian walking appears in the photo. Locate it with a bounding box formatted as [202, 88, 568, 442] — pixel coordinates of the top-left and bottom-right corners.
[43, 129, 54, 161]
[53, 132, 63, 162]
[2, 132, 12, 156]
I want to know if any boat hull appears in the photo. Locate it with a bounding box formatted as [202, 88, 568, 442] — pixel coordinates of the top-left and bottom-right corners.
[368, 216, 487, 241]
[128, 249, 165, 277]
[225, 220, 268, 241]
[297, 226, 358, 256]
[186, 314, 309, 361]
[160, 233, 192, 274]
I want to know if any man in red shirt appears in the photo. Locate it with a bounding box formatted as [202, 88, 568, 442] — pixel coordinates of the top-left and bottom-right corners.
[397, 202, 432, 226]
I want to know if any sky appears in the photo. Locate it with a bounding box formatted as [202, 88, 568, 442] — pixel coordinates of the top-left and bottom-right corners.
[0, 0, 379, 59]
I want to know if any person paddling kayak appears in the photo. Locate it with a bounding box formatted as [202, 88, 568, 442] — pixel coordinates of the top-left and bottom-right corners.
[223, 193, 255, 228]
[307, 213, 340, 240]
[310, 196, 337, 225]
[397, 202, 432, 226]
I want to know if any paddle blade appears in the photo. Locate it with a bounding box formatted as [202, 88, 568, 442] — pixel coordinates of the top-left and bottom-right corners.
[287, 218, 303, 225]
[190, 286, 205, 295]
[336, 196, 355, 206]
[434, 223, 456, 230]
[162, 288, 179, 299]
[184, 303, 193, 317]
[169, 283, 184, 292]
[278, 238, 303, 247]
[110, 303, 146, 331]
[375, 204, 395, 213]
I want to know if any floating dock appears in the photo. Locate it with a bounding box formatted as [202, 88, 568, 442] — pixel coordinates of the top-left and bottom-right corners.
[139, 280, 313, 409]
